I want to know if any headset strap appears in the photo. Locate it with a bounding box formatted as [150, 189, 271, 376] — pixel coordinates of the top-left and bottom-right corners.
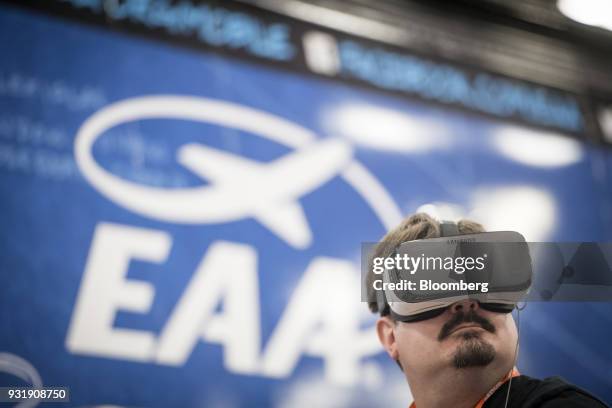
[439, 221, 459, 237]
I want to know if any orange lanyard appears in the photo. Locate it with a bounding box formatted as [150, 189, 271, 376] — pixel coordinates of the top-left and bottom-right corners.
[409, 368, 520, 408]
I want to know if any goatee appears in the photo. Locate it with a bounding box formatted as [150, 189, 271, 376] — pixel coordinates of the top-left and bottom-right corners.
[452, 330, 496, 368]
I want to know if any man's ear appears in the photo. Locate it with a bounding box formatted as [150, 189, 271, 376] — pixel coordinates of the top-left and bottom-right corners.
[376, 316, 399, 360]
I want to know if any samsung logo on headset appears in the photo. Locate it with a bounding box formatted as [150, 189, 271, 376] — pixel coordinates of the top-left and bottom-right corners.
[446, 238, 477, 243]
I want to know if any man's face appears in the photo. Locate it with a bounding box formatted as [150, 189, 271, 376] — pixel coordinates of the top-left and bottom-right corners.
[378, 300, 518, 376]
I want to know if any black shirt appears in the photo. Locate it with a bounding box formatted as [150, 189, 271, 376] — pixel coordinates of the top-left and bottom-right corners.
[483, 375, 609, 407]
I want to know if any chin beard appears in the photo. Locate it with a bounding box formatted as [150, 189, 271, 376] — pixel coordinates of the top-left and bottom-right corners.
[452, 330, 496, 369]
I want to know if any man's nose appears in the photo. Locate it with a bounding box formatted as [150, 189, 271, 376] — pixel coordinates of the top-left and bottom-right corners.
[450, 299, 479, 314]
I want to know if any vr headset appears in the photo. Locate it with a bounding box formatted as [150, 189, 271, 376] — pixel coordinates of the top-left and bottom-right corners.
[375, 222, 532, 322]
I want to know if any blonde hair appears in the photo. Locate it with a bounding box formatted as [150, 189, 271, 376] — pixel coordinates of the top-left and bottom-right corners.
[367, 212, 485, 313]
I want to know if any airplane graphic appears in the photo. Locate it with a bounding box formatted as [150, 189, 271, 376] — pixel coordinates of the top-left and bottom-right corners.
[79, 138, 353, 249]
[177, 139, 353, 248]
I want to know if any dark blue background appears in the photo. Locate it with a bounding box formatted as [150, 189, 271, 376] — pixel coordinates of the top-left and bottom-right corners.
[0, 4, 610, 407]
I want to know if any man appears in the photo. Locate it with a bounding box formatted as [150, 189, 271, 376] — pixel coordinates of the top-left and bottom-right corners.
[367, 213, 608, 408]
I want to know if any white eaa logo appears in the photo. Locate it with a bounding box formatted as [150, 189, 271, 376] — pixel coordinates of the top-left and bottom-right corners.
[65, 96, 402, 385]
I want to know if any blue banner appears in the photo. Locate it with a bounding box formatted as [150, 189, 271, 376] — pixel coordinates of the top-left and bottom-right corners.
[0, 3, 610, 407]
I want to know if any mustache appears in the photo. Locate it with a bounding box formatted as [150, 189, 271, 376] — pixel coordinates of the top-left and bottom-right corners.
[438, 310, 496, 341]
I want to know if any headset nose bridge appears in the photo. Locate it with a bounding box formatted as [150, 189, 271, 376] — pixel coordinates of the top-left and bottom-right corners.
[450, 298, 479, 314]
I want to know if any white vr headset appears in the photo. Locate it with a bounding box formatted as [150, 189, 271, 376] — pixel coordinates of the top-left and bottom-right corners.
[375, 223, 532, 322]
